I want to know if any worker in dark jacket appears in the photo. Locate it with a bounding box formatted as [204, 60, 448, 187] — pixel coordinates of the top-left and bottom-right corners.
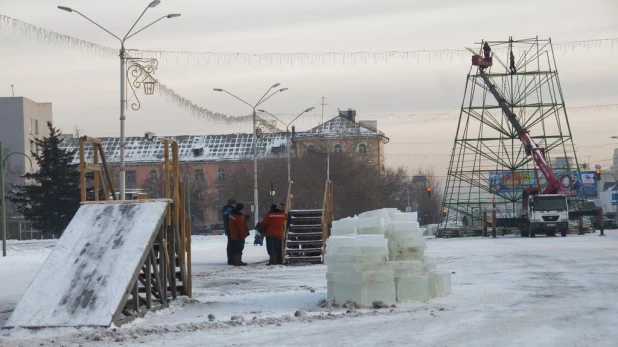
[222, 198, 237, 265]
[483, 42, 491, 63]
[229, 203, 250, 266]
[261, 204, 287, 265]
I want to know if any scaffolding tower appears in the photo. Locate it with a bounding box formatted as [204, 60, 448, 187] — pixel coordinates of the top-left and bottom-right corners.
[442, 37, 582, 229]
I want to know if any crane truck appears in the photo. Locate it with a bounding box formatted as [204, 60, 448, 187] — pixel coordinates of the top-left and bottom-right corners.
[471, 47, 570, 237]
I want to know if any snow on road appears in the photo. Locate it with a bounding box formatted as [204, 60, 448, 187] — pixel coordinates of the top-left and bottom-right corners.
[1, 232, 618, 347]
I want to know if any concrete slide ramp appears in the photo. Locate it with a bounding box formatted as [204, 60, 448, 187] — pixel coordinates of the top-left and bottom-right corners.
[5, 201, 169, 328]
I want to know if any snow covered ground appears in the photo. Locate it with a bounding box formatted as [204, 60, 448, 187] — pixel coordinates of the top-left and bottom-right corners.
[1, 231, 618, 347]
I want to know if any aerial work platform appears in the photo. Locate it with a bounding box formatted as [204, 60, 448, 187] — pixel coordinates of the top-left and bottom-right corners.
[5, 136, 192, 328]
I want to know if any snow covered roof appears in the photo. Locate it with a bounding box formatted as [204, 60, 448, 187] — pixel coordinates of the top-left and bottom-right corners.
[59, 133, 289, 164]
[298, 115, 386, 139]
[58, 115, 387, 164]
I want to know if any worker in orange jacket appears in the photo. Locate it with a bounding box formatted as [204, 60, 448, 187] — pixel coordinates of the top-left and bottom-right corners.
[228, 203, 250, 266]
[261, 204, 287, 265]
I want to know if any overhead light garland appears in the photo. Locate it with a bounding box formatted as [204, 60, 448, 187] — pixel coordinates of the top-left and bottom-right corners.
[2, 14, 617, 66]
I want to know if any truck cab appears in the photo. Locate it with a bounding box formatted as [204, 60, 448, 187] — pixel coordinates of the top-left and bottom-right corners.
[524, 194, 569, 237]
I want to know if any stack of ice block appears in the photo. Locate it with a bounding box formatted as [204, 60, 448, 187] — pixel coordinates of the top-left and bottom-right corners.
[325, 234, 396, 306]
[324, 208, 451, 305]
[331, 217, 357, 236]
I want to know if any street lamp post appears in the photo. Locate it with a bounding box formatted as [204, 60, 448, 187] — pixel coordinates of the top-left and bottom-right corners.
[270, 181, 275, 205]
[258, 107, 315, 182]
[214, 84, 288, 223]
[58, 1, 180, 200]
[1, 143, 34, 257]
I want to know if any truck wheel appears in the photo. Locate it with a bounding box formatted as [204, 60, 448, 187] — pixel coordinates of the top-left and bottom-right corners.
[520, 230, 529, 237]
[561, 229, 567, 237]
[530, 230, 536, 238]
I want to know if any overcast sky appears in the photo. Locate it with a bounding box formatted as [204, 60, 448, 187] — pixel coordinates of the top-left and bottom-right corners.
[1, 0, 617, 177]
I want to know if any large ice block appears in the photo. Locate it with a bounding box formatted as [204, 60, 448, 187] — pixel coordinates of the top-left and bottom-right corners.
[389, 237, 426, 261]
[324, 254, 389, 264]
[330, 274, 397, 306]
[333, 270, 394, 283]
[434, 272, 452, 296]
[332, 218, 357, 229]
[395, 275, 430, 302]
[327, 262, 390, 274]
[331, 226, 357, 236]
[356, 217, 384, 229]
[355, 235, 388, 247]
[389, 260, 424, 277]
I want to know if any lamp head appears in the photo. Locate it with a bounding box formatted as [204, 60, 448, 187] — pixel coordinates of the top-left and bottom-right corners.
[167, 13, 181, 18]
[304, 107, 315, 112]
[279, 88, 289, 92]
[57, 6, 73, 12]
[213, 88, 223, 92]
[257, 109, 266, 113]
[272, 83, 281, 88]
[148, 0, 161, 8]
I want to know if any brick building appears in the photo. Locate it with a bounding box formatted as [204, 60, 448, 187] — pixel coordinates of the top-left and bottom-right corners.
[59, 109, 388, 225]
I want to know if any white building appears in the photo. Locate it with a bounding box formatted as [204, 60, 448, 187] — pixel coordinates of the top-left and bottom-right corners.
[0, 97, 53, 184]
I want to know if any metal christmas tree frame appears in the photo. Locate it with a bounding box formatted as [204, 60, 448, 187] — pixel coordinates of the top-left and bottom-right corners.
[442, 37, 582, 229]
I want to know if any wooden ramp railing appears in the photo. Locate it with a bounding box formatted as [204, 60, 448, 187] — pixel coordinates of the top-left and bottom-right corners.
[79, 136, 115, 202]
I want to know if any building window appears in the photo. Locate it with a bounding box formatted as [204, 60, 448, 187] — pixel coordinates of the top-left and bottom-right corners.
[149, 170, 158, 181]
[29, 119, 34, 134]
[334, 144, 343, 153]
[195, 169, 204, 181]
[238, 167, 247, 178]
[35, 119, 39, 135]
[358, 143, 367, 154]
[217, 168, 225, 180]
[126, 170, 137, 189]
[30, 141, 36, 154]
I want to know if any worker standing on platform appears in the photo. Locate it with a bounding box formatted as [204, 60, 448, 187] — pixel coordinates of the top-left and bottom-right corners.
[262, 204, 287, 265]
[510, 51, 517, 74]
[483, 42, 491, 62]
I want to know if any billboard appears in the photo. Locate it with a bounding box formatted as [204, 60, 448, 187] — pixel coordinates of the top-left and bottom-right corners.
[488, 171, 537, 194]
[489, 170, 595, 197]
[579, 171, 598, 197]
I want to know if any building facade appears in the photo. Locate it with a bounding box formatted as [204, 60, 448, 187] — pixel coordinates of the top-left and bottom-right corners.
[0, 97, 53, 183]
[59, 109, 388, 225]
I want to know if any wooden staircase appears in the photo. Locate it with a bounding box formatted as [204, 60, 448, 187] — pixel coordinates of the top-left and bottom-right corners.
[285, 209, 324, 264]
[283, 180, 334, 265]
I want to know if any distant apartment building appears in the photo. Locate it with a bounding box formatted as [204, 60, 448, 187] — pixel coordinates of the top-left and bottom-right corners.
[0, 97, 53, 185]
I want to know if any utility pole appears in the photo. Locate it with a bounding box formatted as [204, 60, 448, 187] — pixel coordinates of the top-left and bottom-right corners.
[320, 97, 328, 124]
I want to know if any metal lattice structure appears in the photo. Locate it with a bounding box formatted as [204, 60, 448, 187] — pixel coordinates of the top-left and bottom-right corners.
[442, 37, 582, 228]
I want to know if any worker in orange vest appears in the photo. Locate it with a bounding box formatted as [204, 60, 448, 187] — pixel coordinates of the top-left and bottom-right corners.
[261, 204, 287, 265]
[228, 203, 250, 266]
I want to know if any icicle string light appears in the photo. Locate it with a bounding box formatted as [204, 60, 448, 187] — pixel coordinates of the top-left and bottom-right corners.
[2, 14, 617, 66]
[155, 80, 281, 131]
[0, 14, 118, 59]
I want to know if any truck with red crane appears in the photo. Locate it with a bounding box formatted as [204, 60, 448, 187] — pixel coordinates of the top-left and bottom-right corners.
[471, 46, 571, 237]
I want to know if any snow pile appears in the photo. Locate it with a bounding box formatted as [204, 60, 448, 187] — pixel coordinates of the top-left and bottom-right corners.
[325, 209, 451, 305]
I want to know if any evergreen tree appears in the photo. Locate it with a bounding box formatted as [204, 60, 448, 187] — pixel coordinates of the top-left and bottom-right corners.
[9, 122, 80, 238]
